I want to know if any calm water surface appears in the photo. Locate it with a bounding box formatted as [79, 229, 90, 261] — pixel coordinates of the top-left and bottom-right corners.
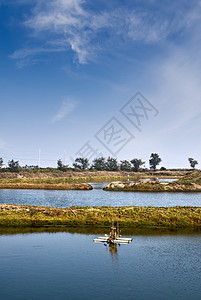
[0, 183, 200, 207]
[0, 231, 200, 300]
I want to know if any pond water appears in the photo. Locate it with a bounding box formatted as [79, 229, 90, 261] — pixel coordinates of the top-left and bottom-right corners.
[0, 184, 200, 207]
[0, 230, 200, 300]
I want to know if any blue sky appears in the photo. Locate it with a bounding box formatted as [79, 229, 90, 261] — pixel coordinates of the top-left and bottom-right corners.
[0, 0, 200, 168]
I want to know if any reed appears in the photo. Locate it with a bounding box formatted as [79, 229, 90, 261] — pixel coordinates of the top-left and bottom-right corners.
[0, 204, 200, 229]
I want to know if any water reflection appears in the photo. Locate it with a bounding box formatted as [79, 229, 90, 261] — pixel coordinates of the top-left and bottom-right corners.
[0, 226, 200, 236]
[0, 230, 200, 299]
[108, 243, 119, 262]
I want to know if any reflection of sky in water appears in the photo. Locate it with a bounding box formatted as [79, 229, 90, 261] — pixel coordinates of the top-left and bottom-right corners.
[0, 232, 200, 300]
[0, 187, 200, 207]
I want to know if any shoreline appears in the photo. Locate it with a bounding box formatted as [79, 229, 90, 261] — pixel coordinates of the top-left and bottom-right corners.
[0, 226, 200, 236]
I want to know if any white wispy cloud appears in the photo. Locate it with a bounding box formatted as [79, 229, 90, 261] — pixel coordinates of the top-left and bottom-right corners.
[10, 47, 64, 60]
[10, 46, 67, 68]
[23, 0, 91, 64]
[9, 0, 201, 66]
[147, 42, 201, 137]
[52, 98, 78, 122]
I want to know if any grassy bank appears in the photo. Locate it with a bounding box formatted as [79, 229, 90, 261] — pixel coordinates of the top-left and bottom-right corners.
[176, 170, 201, 185]
[0, 204, 200, 229]
[0, 182, 92, 190]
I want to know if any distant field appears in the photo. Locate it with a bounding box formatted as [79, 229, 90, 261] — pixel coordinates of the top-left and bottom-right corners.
[0, 169, 185, 189]
[0, 169, 185, 180]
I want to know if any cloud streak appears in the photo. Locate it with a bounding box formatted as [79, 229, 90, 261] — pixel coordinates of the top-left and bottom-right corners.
[52, 99, 78, 123]
[147, 41, 201, 139]
[9, 0, 201, 66]
[10, 46, 67, 68]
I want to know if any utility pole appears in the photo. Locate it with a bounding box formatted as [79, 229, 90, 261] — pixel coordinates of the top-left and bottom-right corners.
[38, 148, 41, 169]
[64, 151, 66, 166]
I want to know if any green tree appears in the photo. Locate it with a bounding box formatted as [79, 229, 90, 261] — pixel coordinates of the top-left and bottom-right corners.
[8, 159, 20, 172]
[106, 157, 119, 171]
[120, 160, 131, 171]
[73, 157, 89, 170]
[149, 153, 162, 170]
[188, 158, 198, 169]
[0, 157, 3, 168]
[92, 157, 106, 170]
[130, 158, 145, 172]
[57, 159, 68, 171]
[57, 159, 63, 170]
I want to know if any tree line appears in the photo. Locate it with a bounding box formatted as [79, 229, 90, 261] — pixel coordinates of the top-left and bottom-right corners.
[57, 154, 198, 172]
[0, 155, 198, 173]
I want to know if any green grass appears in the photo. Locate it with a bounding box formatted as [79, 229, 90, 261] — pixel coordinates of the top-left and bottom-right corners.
[175, 170, 201, 185]
[0, 205, 200, 229]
